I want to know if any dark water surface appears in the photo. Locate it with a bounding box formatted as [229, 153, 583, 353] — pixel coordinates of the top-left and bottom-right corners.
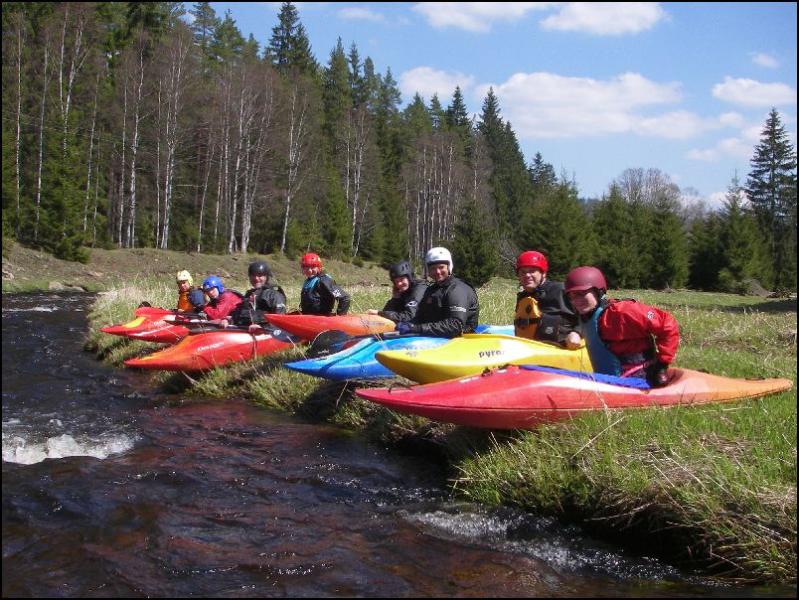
[2, 293, 794, 597]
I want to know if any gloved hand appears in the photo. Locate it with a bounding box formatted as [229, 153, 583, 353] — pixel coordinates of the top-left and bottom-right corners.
[395, 321, 414, 335]
[646, 361, 669, 387]
[137, 301, 152, 308]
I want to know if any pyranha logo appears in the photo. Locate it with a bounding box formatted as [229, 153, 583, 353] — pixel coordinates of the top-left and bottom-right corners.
[478, 350, 506, 358]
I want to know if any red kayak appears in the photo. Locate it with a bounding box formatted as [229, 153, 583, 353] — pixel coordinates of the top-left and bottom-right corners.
[355, 366, 793, 430]
[100, 314, 192, 344]
[124, 328, 298, 371]
[134, 306, 175, 318]
[265, 313, 396, 341]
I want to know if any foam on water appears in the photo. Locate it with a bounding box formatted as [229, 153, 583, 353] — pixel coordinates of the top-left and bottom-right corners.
[2, 431, 137, 465]
[403, 506, 681, 580]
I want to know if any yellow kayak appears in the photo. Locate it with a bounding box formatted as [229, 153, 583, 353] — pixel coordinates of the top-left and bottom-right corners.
[375, 333, 592, 384]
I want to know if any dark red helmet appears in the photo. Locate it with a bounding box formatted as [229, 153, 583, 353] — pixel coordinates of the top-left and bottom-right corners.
[565, 266, 607, 294]
[301, 252, 322, 269]
[516, 251, 548, 274]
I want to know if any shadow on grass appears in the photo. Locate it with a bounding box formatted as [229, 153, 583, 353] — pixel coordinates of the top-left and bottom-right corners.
[725, 297, 797, 313]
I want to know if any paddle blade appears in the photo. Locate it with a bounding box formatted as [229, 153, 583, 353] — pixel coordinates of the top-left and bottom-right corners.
[307, 330, 352, 358]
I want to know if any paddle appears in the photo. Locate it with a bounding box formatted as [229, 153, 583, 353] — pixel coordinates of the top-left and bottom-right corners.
[306, 329, 403, 359]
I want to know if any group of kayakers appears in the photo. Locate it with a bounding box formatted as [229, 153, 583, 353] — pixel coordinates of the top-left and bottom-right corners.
[171, 246, 679, 388]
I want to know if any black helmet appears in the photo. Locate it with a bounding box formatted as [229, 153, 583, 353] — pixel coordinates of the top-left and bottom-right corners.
[389, 261, 413, 281]
[248, 260, 272, 277]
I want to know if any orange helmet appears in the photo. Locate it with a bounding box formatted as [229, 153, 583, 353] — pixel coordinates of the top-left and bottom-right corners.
[516, 251, 548, 274]
[301, 252, 322, 269]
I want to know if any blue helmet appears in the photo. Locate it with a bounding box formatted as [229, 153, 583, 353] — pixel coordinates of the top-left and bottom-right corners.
[202, 275, 224, 294]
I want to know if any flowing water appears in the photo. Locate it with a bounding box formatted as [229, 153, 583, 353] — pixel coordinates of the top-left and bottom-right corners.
[2, 293, 793, 597]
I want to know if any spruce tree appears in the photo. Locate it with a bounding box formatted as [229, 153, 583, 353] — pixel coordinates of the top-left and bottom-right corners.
[450, 198, 498, 287]
[521, 179, 595, 280]
[718, 175, 773, 291]
[268, 2, 317, 76]
[745, 108, 797, 288]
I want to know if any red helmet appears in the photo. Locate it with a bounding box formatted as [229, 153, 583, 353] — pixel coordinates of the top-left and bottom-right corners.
[565, 266, 607, 294]
[516, 251, 548, 274]
[301, 252, 322, 269]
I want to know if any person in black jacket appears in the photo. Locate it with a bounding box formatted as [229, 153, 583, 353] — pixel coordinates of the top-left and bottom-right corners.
[367, 261, 428, 323]
[395, 247, 479, 338]
[514, 250, 581, 348]
[231, 260, 287, 328]
[299, 252, 351, 315]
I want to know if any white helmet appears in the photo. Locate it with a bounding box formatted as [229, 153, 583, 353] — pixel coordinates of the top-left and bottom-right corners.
[176, 270, 193, 285]
[425, 247, 453, 274]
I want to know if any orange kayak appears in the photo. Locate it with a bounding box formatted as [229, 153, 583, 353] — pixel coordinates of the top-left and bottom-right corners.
[265, 313, 396, 341]
[356, 366, 793, 430]
[124, 328, 299, 371]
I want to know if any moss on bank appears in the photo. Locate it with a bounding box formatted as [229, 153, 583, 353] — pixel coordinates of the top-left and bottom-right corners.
[84, 279, 796, 584]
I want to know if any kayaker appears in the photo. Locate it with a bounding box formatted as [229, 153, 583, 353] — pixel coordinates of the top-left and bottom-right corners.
[200, 275, 244, 325]
[366, 260, 428, 323]
[395, 247, 479, 338]
[175, 270, 198, 312]
[299, 253, 351, 315]
[514, 251, 581, 348]
[232, 260, 287, 329]
[564, 266, 679, 387]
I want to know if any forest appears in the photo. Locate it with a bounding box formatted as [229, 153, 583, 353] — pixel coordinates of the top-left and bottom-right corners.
[2, 2, 796, 291]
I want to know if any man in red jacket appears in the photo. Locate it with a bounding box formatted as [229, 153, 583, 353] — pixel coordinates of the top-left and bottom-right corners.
[564, 266, 679, 387]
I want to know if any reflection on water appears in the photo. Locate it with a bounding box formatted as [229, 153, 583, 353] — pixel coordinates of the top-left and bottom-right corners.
[2, 293, 795, 597]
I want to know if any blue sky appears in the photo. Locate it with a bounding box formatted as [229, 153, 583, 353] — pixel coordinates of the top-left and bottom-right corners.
[206, 2, 797, 207]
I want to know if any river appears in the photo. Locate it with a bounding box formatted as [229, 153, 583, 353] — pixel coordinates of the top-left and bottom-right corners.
[2, 292, 793, 597]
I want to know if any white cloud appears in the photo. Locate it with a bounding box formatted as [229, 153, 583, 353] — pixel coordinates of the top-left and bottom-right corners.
[400, 67, 476, 102]
[541, 2, 666, 35]
[706, 191, 729, 210]
[338, 7, 385, 22]
[751, 52, 779, 69]
[686, 121, 763, 163]
[412, 2, 556, 33]
[712, 77, 797, 107]
[475, 71, 686, 138]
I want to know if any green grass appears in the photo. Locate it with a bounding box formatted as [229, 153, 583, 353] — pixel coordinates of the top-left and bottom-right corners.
[85, 279, 797, 583]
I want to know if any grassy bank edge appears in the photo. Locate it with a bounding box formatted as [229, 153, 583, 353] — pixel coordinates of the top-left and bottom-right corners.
[83, 280, 797, 584]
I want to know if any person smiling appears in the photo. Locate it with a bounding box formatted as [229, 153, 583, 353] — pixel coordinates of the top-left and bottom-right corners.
[564, 266, 680, 387]
[394, 247, 479, 338]
[514, 251, 581, 349]
[366, 260, 428, 324]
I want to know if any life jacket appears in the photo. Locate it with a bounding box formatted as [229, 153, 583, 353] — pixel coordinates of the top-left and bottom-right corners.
[582, 301, 623, 376]
[514, 295, 542, 340]
[176, 289, 192, 312]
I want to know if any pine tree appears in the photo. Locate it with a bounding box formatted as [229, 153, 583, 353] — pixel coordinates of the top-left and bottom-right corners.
[451, 198, 498, 287]
[321, 162, 352, 259]
[528, 152, 557, 190]
[718, 175, 773, 291]
[593, 184, 648, 288]
[268, 2, 317, 76]
[521, 179, 595, 280]
[429, 94, 445, 131]
[647, 192, 689, 289]
[745, 108, 797, 288]
[687, 211, 724, 290]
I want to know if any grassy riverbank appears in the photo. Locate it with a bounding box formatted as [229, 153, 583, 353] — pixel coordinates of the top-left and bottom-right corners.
[82, 272, 798, 583]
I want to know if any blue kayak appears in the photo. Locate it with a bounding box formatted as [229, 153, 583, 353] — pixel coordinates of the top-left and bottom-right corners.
[284, 324, 515, 381]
